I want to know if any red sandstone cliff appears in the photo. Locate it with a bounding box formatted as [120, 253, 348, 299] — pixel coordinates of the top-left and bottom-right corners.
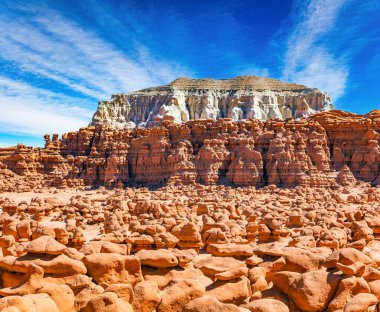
[1, 110, 380, 191]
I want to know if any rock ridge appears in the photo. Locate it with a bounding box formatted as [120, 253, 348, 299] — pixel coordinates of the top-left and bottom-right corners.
[2, 110, 380, 191]
[91, 76, 332, 129]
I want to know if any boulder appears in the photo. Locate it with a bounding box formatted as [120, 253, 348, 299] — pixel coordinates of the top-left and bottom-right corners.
[0, 254, 86, 276]
[82, 253, 143, 287]
[158, 278, 205, 312]
[0, 294, 60, 312]
[80, 291, 133, 312]
[323, 248, 374, 269]
[206, 276, 251, 305]
[132, 281, 162, 312]
[280, 247, 325, 273]
[215, 266, 248, 281]
[136, 249, 178, 268]
[194, 256, 246, 277]
[26, 236, 66, 255]
[273, 270, 342, 312]
[343, 293, 378, 312]
[183, 296, 242, 312]
[246, 298, 289, 312]
[206, 243, 254, 258]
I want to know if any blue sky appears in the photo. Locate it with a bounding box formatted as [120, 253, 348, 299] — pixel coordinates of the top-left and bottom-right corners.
[0, 0, 379, 147]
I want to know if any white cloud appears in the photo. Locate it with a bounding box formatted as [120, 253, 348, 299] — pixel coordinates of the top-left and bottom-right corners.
[282, 0, 349, 100]
[288, 49, 348, 100]
[0, 76, 92, 136]
[0, 102, 86, 136]
[0, 4, 191, 142]
[0, 8, 189, 100]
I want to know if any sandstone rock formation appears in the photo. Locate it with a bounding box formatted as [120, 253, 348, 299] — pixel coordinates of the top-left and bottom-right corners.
[3, 110, 380, 190]
[0, 179, 380, 311]
[91, 76, 332, 128]
[3, 109, 380, 311]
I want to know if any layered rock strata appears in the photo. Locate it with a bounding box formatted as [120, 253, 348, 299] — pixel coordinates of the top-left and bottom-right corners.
[91, 76, 332, 128]
[2, 110, 380, 191]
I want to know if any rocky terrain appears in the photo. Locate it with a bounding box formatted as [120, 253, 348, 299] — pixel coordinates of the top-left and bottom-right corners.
[91, 76, 332, 128]
[2, 109, 380, 311]
[0, 182, 380, 311]
[1, 110, 380, 191]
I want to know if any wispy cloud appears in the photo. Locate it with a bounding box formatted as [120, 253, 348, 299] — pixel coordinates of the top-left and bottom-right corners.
[0, 2, 190, 142]
[282, 0, 349, 100]
[0, 5, 190, 99]
[0, 76, 92, 136]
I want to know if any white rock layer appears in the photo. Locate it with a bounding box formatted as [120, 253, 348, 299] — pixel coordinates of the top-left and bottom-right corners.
[90, 76, 333, 128]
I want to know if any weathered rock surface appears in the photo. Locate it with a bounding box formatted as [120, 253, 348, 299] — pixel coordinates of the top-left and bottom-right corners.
[3, 110, 380, 190]
[1, 180, 380, 310]
[91, 76, 332, 127]
[4, 101, 380, 311]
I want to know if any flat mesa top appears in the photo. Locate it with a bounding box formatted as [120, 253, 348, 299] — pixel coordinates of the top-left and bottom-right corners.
[131, 76, 316, 94]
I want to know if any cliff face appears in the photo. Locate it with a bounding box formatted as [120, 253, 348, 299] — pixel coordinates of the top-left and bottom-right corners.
[91, 76, 332, 128]
[2, 110, 380, 191]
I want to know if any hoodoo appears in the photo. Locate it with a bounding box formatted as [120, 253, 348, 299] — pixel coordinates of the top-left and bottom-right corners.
[3, 109, 380, 190]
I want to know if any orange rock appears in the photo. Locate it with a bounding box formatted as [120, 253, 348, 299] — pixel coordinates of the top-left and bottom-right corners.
[0, 293, 60, 312]
[194, 256, 246, 277]
[206, 276, 252, 305]
[273, 270, 342, 312]
[132, 281, 161, 312]
[136, 249, 178, 268]
[183, 296, 241, 312]
[158, 278, 205, 312]
[82, 253, 143, 287]
[280, 247, 325, 273]
[247, 298, 289, 312]
[26, 236, 66, 255]
[206, 243, 254, 258]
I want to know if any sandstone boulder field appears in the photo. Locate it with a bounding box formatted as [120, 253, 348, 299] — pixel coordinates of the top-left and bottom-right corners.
[2, 78, 380, 311]
[1, 183, 380, 311]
